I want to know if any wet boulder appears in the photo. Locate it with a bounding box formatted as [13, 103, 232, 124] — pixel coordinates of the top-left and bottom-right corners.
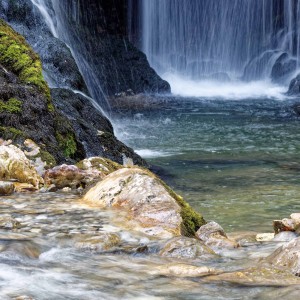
[196, 221, 239, 251]
[288, 74, 300, 96]
[83, 168, 205, 238]
[159, 237, 216, 259]
[0, 145, 43, 188]
[266, 237, 300, 276]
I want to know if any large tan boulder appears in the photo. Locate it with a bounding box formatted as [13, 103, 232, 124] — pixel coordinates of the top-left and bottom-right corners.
[83, 168, 205, 238]
[0, 145, 43, 188]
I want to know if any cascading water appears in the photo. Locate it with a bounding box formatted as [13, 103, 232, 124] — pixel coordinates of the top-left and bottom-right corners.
[30, 0, 110, 114]
[130, 0, 300, 97]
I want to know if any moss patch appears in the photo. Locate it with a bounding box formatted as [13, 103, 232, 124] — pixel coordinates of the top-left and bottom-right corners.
[0, 19, 51, 104]
[35, 150, 57, 168]
[56, 133, 77, 158]
[0, 98, 22, 114]
[0, 126, 25, 139]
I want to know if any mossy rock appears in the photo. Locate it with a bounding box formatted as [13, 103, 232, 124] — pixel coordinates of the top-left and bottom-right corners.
[0, 126, 25, 140]
[0, 19, 51, 104]
[141, 168, 206, 237]
[0, 97, 22, 114]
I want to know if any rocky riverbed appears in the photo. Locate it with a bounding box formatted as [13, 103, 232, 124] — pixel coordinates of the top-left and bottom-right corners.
[1, 142, 300, 299]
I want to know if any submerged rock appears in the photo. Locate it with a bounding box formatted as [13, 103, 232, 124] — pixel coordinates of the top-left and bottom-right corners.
[159, 237, 216, 259]
[266, 237, 300, 276]
[75, 233, 121, 252]
[0, 181, 14, 195]
[196, 221, 239, 250]
[0, 216, 20, 229]
[151, 263, 218, 277]
[205, 266, 300, 286]
[83, 168, 205, 238]
[0, 145, 43, 188]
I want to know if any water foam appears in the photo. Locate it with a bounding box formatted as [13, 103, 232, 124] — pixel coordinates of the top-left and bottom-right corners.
[165, 73, 287, 100]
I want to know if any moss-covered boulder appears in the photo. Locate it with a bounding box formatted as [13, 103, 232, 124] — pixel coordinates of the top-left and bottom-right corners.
[0, 19, 85, 163]
[83, 167, 205, 238]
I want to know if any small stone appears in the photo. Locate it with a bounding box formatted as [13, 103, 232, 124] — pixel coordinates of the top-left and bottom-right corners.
[196, 221, 239, 250]
[256, 233, 275, 242]
[62, 187, 72, 192]
[0, 181, 15, 195]
[0, 216, 21, 229]
[13, 183, 37, 193]
[151, 263, 219, 278]
[273, 218, 296, 234]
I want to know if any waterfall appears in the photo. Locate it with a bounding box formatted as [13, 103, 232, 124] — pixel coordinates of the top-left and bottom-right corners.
[30, 0, 110, 114]
[131, 0, 300, 93]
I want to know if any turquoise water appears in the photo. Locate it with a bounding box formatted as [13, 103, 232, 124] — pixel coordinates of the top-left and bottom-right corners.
[115, 96, 300, 232]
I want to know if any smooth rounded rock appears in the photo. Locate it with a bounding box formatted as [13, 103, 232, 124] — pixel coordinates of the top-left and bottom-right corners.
[159, 237, 216, 259]
[0, 145, 43, 188]
[0, 181, 15, 195]
[84, 168, 185, 238]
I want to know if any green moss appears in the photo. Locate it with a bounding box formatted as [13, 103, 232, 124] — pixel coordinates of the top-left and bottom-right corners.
[160, 181, 206, 237]
[0, 126, 25, 139]
[56, 133, 77, 158]
[0, 98, 22, 114]
[76, 157, 122, 175]
[0, 19, 51, 106]
[36, 150, 57, 168]
[140, 168, 206, 237]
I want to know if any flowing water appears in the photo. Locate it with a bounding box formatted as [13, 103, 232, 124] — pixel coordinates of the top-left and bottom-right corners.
[114, 91, 300, 233]
[0, 191, 294, 299]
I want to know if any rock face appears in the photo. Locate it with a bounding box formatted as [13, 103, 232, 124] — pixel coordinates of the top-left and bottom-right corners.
[271, 53, 297, 84]
[49, 0, 171, 98]
[196, 221, 239, 250]
[0, 0, 88, 93]
[0, 19, 86, 164]
[0, 145, 43, 188]
[83, 168, 205, 238]
[266, 237, 300, 276]
[287, 73, 300, 96]
[51, 89, 147, 166]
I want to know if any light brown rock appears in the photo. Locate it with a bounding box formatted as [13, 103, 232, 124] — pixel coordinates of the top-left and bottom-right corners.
[205, 266, 300, 286]
[0, 145, 43, 188]
[151, 263, 219, 277]
[83, 168, 183, 238]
